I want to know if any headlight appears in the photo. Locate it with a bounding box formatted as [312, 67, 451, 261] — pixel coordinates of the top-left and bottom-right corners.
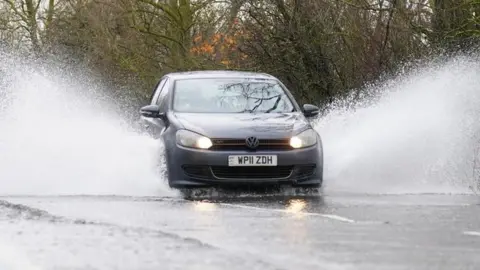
[290, 129, 317, 148]
[176, 130, 213, 149]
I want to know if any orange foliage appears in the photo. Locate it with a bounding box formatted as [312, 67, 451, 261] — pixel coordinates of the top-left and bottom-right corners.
[190, 24, 248, 68]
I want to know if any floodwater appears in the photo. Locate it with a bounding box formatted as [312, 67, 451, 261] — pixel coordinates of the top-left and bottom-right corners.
[0, 51, 480, 269]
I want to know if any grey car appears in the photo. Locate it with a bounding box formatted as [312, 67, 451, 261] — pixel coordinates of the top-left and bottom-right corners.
[140, 70, 324, 189]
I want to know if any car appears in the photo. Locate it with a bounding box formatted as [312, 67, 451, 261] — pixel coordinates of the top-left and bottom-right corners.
[140, 70, 324, 190]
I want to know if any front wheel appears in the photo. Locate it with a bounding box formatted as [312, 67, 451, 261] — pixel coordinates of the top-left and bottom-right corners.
[155, 139, 171, 187]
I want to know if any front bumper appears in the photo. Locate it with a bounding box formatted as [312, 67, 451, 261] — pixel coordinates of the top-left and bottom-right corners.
[165, 143, 323, 188]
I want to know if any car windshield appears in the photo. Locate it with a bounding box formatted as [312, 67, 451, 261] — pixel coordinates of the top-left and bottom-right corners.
[173, 78, 296, 113]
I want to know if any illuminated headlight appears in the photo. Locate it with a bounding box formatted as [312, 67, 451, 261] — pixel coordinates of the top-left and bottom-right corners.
[176, 130, 213, 149]
[290, 129, 317, 148]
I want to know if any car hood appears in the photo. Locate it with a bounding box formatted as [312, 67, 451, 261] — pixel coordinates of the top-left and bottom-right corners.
[173, 112, 311, 139]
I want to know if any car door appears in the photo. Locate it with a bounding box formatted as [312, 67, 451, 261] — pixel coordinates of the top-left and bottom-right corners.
[153, 77, 171, 137]
[141, 77, 169, 138]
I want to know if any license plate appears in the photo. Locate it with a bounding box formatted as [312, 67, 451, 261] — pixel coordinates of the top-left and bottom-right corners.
[228, 155, 277, 166]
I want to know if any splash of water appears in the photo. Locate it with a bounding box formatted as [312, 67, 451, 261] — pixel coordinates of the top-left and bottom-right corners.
[0, 51, 178, 197]
[317, 55, 480, 194]
[1, 50, 479, 197]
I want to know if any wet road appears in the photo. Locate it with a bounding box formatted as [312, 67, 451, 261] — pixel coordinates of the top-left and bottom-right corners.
[0, 191, 479, 270]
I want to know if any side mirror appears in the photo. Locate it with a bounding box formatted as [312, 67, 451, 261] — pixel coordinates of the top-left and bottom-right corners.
[302, 104, 319, 117]
[140, 105, 163, 118]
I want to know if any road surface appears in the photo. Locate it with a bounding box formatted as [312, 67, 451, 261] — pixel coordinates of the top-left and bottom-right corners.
[0, 190, 479, 270]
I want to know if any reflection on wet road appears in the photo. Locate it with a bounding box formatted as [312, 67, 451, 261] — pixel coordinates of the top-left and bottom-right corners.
[0, 192, 479, 270]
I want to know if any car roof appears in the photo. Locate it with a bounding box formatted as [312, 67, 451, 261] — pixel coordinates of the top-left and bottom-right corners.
[164, 70, 277, 80]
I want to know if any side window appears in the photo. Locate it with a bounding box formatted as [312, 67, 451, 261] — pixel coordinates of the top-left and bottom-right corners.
[156, 78, 170, 110]
[150, 78, 167, 105]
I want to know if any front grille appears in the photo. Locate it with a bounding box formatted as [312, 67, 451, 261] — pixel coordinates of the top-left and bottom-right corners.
[182, 164, 316, 181]
[210, 166, 294, 179]
[210, 138, 292, 151]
